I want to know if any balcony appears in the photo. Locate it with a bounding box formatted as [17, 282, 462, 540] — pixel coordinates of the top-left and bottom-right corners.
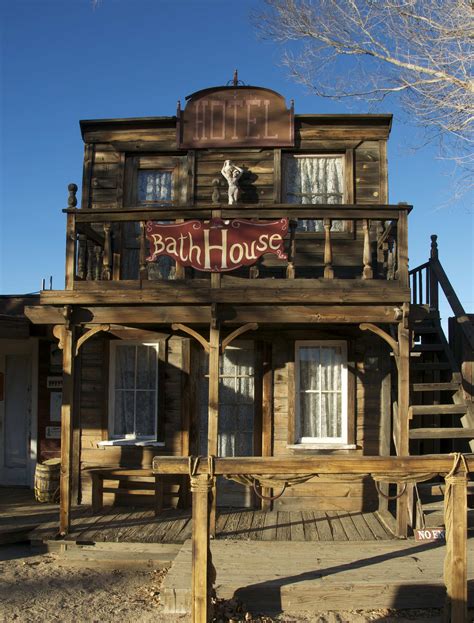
[40, 203, 411, 310]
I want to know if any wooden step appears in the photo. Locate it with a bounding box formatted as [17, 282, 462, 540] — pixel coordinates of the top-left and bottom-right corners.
[411, 362, 452, 371]
[412, 344, 444, 352]
[412, 325, 439, 335]
[409, 427, 474, 439]
[409, 404, 467, 416]
[412, 382, 460, 392]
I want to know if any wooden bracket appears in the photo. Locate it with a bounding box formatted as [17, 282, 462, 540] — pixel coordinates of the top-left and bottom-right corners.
[53, 325, 67, 350]
[75, 324, 110, 357]
[360, 323, 399, 358]
[221, 323, 258, 353]
[62, 305, 72, 330]
[402, 302, 410, 330]
[172, 323, 210, 353]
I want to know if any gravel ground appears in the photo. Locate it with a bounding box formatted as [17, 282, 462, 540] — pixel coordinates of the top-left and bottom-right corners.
[0, 544, 471, 623]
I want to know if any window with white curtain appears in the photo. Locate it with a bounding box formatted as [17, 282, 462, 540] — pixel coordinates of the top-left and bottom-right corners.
[108, 341, 159, 440]
[295, 341, 348, 444]
[283, 155, 345, 232]
[138, 170, 174, 203]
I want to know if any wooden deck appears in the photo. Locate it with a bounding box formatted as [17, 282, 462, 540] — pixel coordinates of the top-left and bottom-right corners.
[162, 539, 474, 615]
[0, 487, 58, 544]
[28, 505, 395, 546]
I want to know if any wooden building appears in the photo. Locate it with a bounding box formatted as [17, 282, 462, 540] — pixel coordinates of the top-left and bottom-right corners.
[24, 79, 473, 544]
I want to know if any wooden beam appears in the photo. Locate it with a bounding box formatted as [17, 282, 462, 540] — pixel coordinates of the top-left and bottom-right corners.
[208, 323, 220, 537]
[172, 324, 209, 353]
[27, 304, 405, 326]
[152, 455, 471, 476]
[444, 463, 468, 622]
[75, 324, 110, 356]
[39, 281, 411, 305]
[360, 323, 399, 358]
[57, 324, 75, 535]
[396, 322, 411, 538]
[221, 323, 258, 353]
[190, 473, 215, 623]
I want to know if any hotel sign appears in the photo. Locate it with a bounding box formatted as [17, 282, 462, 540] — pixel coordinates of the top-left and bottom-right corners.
[146, 218, 288, 273]
[177, 86, 294, 148]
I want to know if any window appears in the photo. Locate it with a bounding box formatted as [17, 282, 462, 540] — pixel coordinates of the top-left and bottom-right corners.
[138, 170, 174, 203]
[295, 341, 348, 445]
[283, 154, 345, 232]
[108, 341, 159, 441]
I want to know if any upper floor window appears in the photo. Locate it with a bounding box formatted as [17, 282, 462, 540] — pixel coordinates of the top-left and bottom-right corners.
[283, 155, 345, 232]
[108, 341, 159, 441]
[138, 170, 174, 203]
[295, 340, 348, 445]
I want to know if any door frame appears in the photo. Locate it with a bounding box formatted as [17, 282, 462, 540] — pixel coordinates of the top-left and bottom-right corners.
[0, 338, 38, 486]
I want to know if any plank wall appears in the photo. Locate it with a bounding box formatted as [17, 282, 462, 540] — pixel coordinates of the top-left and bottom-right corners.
[78, 334, 185, 506]
[271, 330, 391, 512]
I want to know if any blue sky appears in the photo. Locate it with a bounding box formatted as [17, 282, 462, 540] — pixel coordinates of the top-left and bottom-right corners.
[1, 0, 472, 322]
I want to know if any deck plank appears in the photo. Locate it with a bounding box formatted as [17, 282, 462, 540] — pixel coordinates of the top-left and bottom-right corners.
[350, 512, 378, 540]
[301, 511, 320, 541]
[313, 511, 332, 540]
[289, 512, 305, 541]
[326, 511, 348, 541]
[260, 509, 279, 541]
[337, 511, 364, 541]
[276, 511, 291, 541]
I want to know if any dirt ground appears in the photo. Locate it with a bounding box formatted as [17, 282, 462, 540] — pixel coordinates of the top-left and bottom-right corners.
[0, 544, 471, 623]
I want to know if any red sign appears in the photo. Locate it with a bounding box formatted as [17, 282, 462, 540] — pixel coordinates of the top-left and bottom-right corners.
[146, 218, 288, 272]
[178, 86, 294, 148]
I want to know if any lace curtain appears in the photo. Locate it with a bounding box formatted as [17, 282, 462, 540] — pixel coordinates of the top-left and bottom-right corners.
[284, 156, 344, 232]
[298, 344, 344, 441]
[199, 343, 254, 457]
[138, 170, 173, 202]
[113, 344, 158, 438]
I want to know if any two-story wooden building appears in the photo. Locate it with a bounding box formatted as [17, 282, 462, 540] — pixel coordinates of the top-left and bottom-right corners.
[24, 78, 473, 540]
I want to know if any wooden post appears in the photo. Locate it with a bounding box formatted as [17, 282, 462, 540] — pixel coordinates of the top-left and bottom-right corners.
[396, 210, 409, 287]
[396, 320, 410, 537]
[208, 321, 220, 536]
[444, 464, 468, 623]
[65, 208, 77, 290]
[102, 222, 112, 280]
[191, 473, 215, 623]
[286, 220, 297, 279]
[323, 218, 334, 279]
[429, 234, 439, 311]
[139, 221, 148, 280]
[362, 219, 373, 279]
[55, 320, 76, 535]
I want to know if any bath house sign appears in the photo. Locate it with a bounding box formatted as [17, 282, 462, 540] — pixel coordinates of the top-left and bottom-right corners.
[146, 218, 288, 273]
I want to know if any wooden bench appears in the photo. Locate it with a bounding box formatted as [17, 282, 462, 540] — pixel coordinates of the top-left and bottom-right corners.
[88, 469, 187, 515]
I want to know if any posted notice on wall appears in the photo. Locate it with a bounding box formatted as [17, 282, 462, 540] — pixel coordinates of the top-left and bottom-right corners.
[50, 392, 62, 422]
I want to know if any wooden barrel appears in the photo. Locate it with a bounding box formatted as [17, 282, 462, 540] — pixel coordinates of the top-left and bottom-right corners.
[34, 459, 61, 503]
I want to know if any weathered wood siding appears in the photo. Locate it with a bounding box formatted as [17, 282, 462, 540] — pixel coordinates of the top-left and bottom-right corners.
[78, 335, 185, 506]
[271, 330, 390, 511]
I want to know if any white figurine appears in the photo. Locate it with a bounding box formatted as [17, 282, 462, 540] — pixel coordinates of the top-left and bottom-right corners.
[221, 160, 243, 205]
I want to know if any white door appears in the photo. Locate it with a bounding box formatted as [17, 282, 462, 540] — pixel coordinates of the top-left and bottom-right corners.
[198, 342, 255, 508]
[0, 340, 36, 486]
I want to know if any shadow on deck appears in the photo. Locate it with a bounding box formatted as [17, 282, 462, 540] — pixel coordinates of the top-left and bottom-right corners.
[27, 505, 395, 546]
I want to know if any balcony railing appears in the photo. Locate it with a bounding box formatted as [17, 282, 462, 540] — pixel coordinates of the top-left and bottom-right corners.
[63, 204, 410, 290]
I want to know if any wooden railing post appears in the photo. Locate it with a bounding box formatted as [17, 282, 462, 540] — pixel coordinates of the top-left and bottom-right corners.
[102, 222, 112, 280]
[286, 219, 297, 279]
[191, 472, 215, 623]
[396, 210, 409, 287]
[208, 320, 220, 537]
[429, 234, 439, 311]
[323, 218, 334, 279]
[444, 461, 468, 622]
[362, 219, 373, 279]
[139, 221, 148, 280]
[65, 212, 77, 290]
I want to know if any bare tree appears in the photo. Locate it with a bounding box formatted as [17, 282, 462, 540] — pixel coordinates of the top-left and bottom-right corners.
[256, 0, 474, 178]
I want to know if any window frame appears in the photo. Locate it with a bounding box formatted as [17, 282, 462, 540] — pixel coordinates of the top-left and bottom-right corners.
[124, 155, 185, 208]
[294, 340, 350, 448]
[281, 150, 355, 238]
[107, 340, 160, 443]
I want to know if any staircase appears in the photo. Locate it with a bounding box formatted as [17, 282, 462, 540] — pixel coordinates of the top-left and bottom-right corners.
[408, 236, 474, 528]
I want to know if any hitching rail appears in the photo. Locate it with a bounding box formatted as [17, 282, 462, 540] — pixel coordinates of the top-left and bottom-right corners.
[152, 454, 472, 623]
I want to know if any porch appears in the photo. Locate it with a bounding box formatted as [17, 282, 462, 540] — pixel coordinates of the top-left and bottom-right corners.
[28, 505, 395, 547]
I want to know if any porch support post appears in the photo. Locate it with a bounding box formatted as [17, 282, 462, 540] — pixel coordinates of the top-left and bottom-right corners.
[54, 314, 76, 536]
[444, 461, 468, 623]
[191, 473, 215, 623]
[208, 316, 220, 537]
[396, 320, 410, 537]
